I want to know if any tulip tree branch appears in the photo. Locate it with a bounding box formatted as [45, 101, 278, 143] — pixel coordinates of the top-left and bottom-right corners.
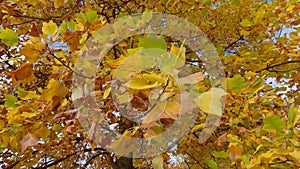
[256, 60, 300, 73]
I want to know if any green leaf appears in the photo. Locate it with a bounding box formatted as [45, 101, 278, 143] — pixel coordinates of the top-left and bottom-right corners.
[152, 155, 164, 169]
[227, 75, 248, 92]
[127, 47, 143, 55]
[42, 20, 58, 35]
[138, 33, 167, 50]
[86, 9, 98, 23]
[75, 13, 86, 24]
[80, 32, 88, 44]
[4, 95, 20, 108]
[263, 115, 285, 133]
[204, 158, 218, 169]
[67, 20, 76, 31]
[142, 10, 152, 22]
[52, 124, 61, 132]
[0, 28, 18, 47]
[231, 0, 240, 5]
[240, 19, 252, 27]
[150, 124, 164, 135]
[16, 88, 28, 98]
[59, 21, 67, 34]
[288, 103, 297, 128]
[213, 151, 229, 158]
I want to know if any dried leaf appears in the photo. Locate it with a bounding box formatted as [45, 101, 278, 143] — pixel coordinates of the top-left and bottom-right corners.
[21, 133, 39, 152]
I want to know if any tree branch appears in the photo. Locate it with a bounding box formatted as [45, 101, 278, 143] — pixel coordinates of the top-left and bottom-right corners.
[82, 151, 106, 168]
[38, 147, 108, 168]
[223, 35, 244, 52]
[49, 52, 94, 79]
[256, 60, 300, 73]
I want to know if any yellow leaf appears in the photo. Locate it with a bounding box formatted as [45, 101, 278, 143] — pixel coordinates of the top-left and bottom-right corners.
[41, 79, 68, 101]
[286, 5, 295, 12]
[241, 29, 250, 36]
[245, 71, 256, 79]
[20, 43, 46, 63]
[170, 43, 186, 68]
[289, 150, 300, 164]
[20, 112, 38, 118]
[152, 155, 164, 169]
[143, 102, 166, 123]
[103, 87, 111, 99]
[108, 55, 126, 69]
[110, 134, 136, 156]
[75, 23, 85, 31]
[198, 88, 226, 116]
[54, 0, 64, 8]
[191, 123, 205, 132]
[42, 20, 58, 35]
[162, 95, 181, 119]
[290, 32, 300, 40]
[126, 74, 164, 90]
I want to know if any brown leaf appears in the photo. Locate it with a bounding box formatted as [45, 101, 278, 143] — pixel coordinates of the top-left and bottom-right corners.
[61, 30, 81, 51]
[30, 22, 41, 37]
[160, 118, 175, 128]
[214, 132, 227, 147]
[21, 133, 39, 152]
[178, 72, 205, 85]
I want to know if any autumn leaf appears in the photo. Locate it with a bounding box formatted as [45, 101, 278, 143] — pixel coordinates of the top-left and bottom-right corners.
[20, 43, 46, 63]
[42, 20, 58, 35]
[54, 0, 64, 8]
[152, 155, 164, 169]
[10, 63, 34, 86]
[179, 72, 205, 85]
[169, 42, 186, 68]
[103, 87, 111, 99]
[204, 158, 218, 169]
[0, 28, 18, 46]
[21, 133, 39, 152]
[86, 9, 98, 23]
[4, 95, 20, 108]
[138, 33, 167, 50]
[198, 88, 226, 116]
[29, 22, 41, 37]
[227, 75, 249, 92]
[240, 19, 252, 27]
[142, 10, 153, 22]
[41, 79, 69, 101]
[287, 103, 298, 129]
[262, 115, 285, 134]
[1, 0, 299, 168]
[109, 133, 137, 157]
[126, 73, 165, 90]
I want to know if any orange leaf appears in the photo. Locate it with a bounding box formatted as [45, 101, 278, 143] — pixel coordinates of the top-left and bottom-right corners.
[20, 43, 46, 63]
[10, 63, 34, 86]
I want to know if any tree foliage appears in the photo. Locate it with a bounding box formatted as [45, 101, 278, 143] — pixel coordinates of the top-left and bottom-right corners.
[0, 0, 299, 168]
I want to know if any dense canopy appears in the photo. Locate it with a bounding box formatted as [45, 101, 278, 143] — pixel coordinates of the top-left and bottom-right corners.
[0, 0, 299, 168]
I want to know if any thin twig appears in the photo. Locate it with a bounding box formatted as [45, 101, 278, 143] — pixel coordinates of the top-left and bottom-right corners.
[49, 52, 94, 79]
[256, 60, 300, 73]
